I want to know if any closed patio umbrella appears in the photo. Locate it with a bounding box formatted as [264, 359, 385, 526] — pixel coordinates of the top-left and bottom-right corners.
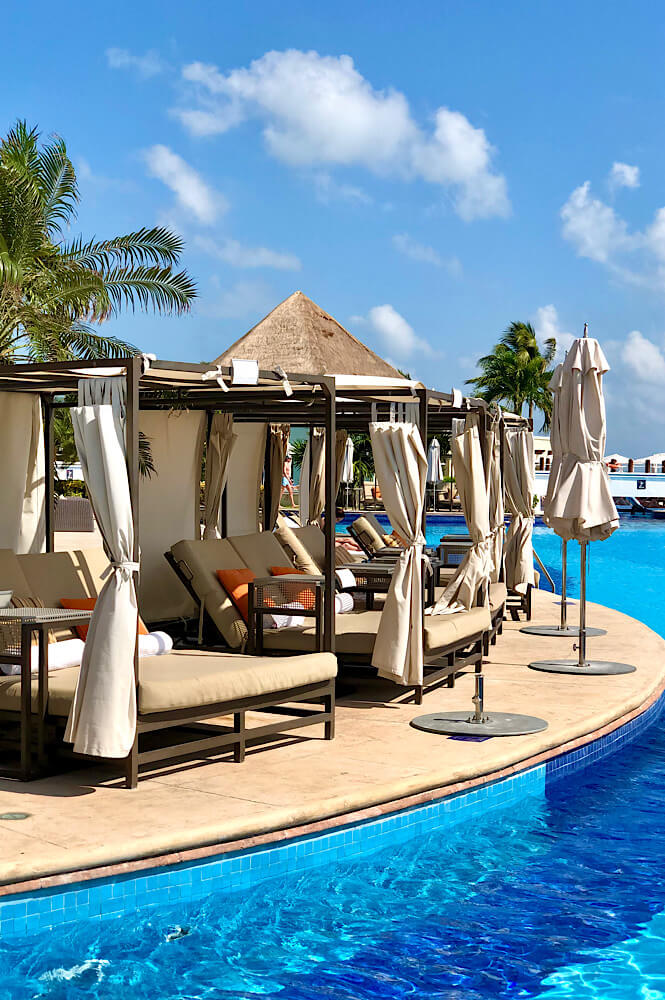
[341, 434, 354, 506]
[427, 438, 443, 483]
[530, 325, 634, 675]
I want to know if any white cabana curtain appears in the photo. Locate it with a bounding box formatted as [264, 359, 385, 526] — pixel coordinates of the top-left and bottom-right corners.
[369, 421, 427, 686]
[203, 413, 237, 539]
[299, 428, 347, 525]
[432, 414, 491, 613]
[486, 413, 504, 584]
[544, 338, 618, 542]
[334, 429, 348, 498]
[0, 392, 46, 553]
[504, 425, 536, 594]
[268, 423, 290, 530]
[226, 423, 267, 536]
[65, 378, 138, 758]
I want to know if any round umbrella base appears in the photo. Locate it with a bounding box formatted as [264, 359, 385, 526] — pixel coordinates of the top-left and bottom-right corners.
[410, 711, 548, 737]
[520, 625, 606, 637]
[528, 659, 636, 675]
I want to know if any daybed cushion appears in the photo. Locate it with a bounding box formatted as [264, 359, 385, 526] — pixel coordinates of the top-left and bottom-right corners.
[352, 516, 386, 554]
[0, 549, 34, 599]
[170, 539, 248, 648]
[263, 609, 383, 656]
[423, 605, 490, 655]
[275, 522, 320, 575]
[16, 550, 111, 640]
[489, 582, 507, 612]
[228, 532, 291, 577]
[0, 651, 337, 716]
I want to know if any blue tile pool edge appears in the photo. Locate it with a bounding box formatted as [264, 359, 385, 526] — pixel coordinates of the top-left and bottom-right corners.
[1, 688, 662, 939]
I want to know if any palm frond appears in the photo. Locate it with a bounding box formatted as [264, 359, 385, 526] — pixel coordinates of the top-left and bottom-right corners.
[37, 134, 78, 233]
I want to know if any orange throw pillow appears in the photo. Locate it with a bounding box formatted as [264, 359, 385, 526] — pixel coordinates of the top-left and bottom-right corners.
[269, 566, 315, 611]
[216, 569, 256, 623]
[60, 597, 149, 641]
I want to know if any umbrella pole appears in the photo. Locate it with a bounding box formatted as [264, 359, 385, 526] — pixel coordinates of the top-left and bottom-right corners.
[578, 541, 587, 668]
[560, 540, 568, 630]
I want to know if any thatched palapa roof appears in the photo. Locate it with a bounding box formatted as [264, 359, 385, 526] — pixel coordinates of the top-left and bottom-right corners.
[214, 291, 402, 379]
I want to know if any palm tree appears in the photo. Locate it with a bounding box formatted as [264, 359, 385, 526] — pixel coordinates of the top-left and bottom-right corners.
[0, 121, 196, 361]
[467, 321, 556, 426]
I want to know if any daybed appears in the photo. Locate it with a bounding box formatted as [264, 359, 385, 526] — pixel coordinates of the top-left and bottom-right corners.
[0, 548, 336, 788]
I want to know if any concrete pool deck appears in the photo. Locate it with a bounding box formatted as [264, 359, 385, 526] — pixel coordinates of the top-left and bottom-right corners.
[0, 590, 663, 893]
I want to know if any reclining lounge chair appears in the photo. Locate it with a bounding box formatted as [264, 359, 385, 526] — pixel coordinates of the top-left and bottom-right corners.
[0, 549, 337, 788]
[168, 534, 490, 703]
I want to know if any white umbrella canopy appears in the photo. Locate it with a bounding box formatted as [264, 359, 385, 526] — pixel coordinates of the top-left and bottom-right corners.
[635, 452, 665, 466]
[426, 437, 444, 483]
[341, 435, 355, 484]
[604, 452, 629, 465]
[544, 335, 618, 543]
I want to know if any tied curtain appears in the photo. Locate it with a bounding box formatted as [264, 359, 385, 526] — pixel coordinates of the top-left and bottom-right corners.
[504, 425, 536, 594]
[268, 423, 290, 530]
[432, 414, 491, 613]
[300, 429, 348, 525]
[485, 413, 504, 584]
[369, 421, 427, 687]
[203, 413, 237, 539]
[65, 377, 138, 758]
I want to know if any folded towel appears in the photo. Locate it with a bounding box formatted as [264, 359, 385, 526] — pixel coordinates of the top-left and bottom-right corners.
[138, 631, 173, 657]
[335, 568, 356, 590]
[335, 592, 354, 614]
[266, 601, 306, 629]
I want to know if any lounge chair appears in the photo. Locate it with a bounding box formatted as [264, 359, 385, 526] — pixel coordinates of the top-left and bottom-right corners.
[0, 549, 336, 787]
[348, 515, 406, 560]
[360, 482, 382, 509]
[167, 535, 490, 702]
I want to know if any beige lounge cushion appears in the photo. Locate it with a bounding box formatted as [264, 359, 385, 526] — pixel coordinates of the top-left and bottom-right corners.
[275, 522, 320, 575]
[229, 532, 291, 577]
[335, 544, 363, 566]
[0, 549, 34, 598]
[0, 651, 337, 717]
[489, 582, 507, 611]
[170, 539, 248, 648]
[17, 550, 110, 641]
[352, 516, 386, 555]
[424, 605, 490, 655]
[263, 609, 382, 656]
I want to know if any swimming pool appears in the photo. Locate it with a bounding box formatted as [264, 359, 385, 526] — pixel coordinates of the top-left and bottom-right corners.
[2, 517, 665, 999]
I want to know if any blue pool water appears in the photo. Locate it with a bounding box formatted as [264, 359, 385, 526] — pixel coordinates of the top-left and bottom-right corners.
[4, 517, 665, 998]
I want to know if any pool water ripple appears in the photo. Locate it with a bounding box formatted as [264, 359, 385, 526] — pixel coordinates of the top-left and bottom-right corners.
[4, 516, 665, 998]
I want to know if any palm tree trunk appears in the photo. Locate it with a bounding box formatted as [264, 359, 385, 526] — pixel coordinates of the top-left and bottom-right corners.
[528, 401, 534, 423]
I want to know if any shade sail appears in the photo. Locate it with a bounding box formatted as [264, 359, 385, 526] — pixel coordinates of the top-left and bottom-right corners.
[504, 425, 535, 594]
[544, 337, 618, 543]
[66, 378, 138, 758]
[432, 414, 491, 612]
[369, 420, 427, 686]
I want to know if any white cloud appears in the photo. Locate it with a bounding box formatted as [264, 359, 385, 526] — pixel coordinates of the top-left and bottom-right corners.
[173, 50, 509, 220]
[392, 233, 462, 275]
[609, 162, 640, 191]
[560, 177, 665, 290]
[312, 172, 372, 205]
[561, 181, 633, 264]
[195, 235, 301, 270]
[143, 145, 227, 224]
[532, 304, 576, 361]
[106, 47, 164, 78]
[199, 278, 274, 320]
[363, 304, 433, 360]
[621, 330, 665, 384]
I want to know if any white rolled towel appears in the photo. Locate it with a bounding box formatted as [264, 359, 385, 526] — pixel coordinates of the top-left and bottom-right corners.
[138, 631, 174, 657]
[335, 592, 354, 614]
[335, 568, 356, 590]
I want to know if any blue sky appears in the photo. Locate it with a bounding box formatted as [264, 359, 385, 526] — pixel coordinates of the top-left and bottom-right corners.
[4, 0, 665, 454]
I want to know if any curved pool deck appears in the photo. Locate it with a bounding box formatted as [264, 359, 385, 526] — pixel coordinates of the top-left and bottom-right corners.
[0, 590, 663, 897]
